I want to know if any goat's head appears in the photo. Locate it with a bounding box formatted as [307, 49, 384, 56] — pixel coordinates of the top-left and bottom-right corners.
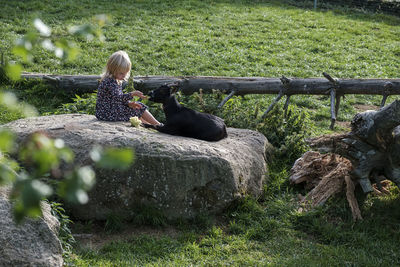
[147, 83, 179, 103]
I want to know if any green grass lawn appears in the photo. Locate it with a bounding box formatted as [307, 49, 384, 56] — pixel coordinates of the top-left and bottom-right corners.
[1, 0, 399, 127]
[1, 0, 399, 78]
[1, 0, 400, 266]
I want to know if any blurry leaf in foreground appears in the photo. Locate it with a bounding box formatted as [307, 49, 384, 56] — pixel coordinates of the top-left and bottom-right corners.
[69, 24, 96, 40]
[33, 18, 51, 37]
[0, 91, 38, 117]
[11, 174, 53, 223]
[0, 130, 18, 185]
[19, 133, 56, 175]
[19, 133, 72, 176]
[90, 146, 134, 170]
[0, 129, 15, 153]
[12, 44, 30, 62]
[54, 138, 75, 163]
[58, 166, 95, 205]
[0, 161, 17, 185]
[41, 39, 55, 51]
[4, 63, 22, 81]
[77, 166, 95, 190]
[12, 32, 38, 62]
[70, 14, 110, 42]
[54, 39, 79, 61]
[93, 14, 111, 41]
[0, 91, 18, 107]
[93, 14, 111, 27]
[20, 103, 38, 117]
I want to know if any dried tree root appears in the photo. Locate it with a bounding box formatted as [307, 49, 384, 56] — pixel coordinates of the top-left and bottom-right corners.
[344, 175, 362, 221]
[290, 151, 344, 190]
[291, 101, 400, 220]
[290, 151, 361, 220]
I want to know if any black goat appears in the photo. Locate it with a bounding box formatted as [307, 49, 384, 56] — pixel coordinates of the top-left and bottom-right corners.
[143, 84, 228, 141]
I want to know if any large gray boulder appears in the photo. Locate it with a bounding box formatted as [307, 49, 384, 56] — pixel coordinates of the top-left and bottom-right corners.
[0, 186, 63, 267]
[4, 114, 271, 220]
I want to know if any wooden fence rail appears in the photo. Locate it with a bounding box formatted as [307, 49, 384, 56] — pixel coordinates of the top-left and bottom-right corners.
[21, 72, 400, 129]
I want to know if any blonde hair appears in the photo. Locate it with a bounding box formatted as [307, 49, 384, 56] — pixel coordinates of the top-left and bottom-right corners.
[101, 50, 131, 82]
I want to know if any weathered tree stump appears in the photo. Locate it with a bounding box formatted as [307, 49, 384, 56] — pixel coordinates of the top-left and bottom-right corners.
[290, 100, 400, 220]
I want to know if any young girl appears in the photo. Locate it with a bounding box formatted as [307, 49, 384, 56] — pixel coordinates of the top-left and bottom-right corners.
[95, 50, 160, 125]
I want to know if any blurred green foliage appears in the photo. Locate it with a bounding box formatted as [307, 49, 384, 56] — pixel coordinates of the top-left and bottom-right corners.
[0, 119, 134, 223]
[0, 17, 133, 224]
[3, 15, 109, 82]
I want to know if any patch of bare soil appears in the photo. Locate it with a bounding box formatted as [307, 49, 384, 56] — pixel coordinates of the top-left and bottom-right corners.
[334, 104, 379, 131]
[335, 120, 351, 130]
[354, 104, 379, 112]
[72, 222, 181, 250]
[71, 215, 228, 250]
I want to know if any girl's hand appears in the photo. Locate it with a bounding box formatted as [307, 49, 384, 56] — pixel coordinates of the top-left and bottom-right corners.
[131, 90, 147, 99]
[128, 101, 142, 109]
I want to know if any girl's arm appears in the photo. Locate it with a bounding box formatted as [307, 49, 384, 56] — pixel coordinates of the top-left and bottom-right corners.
[131, 90, 147, 99]
[128, 102, 143, 109]
[106, 80, 132, 103]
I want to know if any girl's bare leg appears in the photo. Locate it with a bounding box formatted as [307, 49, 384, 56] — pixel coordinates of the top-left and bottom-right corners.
[140, 118, 150, 124]
[140, 110, 160, 125]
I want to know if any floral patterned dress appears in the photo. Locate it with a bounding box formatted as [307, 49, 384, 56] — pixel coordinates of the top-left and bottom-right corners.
[95, 77, 147, 121]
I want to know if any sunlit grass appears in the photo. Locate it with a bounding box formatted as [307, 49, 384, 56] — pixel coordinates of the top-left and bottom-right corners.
[1, 0, 398, 127]
[0, 0, 399, 78]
